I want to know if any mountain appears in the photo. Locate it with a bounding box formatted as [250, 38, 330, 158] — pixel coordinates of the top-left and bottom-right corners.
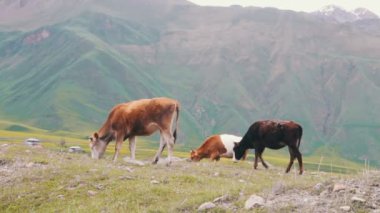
[0, 0, 380, 165]
[313, 5, 379, 23]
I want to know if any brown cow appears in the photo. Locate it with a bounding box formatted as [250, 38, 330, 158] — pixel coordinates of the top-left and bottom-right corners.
[89, 97, 179, 164]
[233, 120, 303, 174]
[190, 134, 248, 161]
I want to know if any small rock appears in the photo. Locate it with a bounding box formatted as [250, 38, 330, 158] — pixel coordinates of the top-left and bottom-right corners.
[320, 189, 329, 197]
[119, 175, 134, 180]
[368, 203, 378, 210]
[170, 157, 186, 162]
[340, 206, 350, 211]
[1, 144, 8, 147]
[57, 195, 64, 199]
[245, 195, 265, 209]
[213, 194, 230, 203]
[313, 183, 323, 191]
[26, 162, 34, 168]
[153, 157, 184, 164]
[118, 166, 133, 173]
[123, 157, 145, 166]
[333, 183, 347, 192]
[351, 196, 366, 203]
[24, 138, 40, 146]
[272, 182, 285, 195]
[68, 146, 84, 153]
[87, 190, 97, 196]
[197, 202, 216, 211]
[151, 180, 160, 184]
[94, 184, 104, 190]
[239, 179, 245, 183]
[214, 172, 219, 176]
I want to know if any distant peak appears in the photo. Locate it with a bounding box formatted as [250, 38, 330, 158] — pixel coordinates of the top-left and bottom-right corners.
[314, 5, 379, 23]
[351, 8, 379, 19]
[319, 5, 344, 13]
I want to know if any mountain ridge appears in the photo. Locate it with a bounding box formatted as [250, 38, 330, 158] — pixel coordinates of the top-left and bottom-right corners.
[0, 0, 379, 165]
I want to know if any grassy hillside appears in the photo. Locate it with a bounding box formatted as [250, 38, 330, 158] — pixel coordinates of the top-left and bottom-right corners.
[1, 132, 372, 212]
[0, 1, 379, 166]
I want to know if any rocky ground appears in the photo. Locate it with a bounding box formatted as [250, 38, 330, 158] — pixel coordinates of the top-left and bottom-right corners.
[198, 170, 380, 212]
[262, 171, 380, 212]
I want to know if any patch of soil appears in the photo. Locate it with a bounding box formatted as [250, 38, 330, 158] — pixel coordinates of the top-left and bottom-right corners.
[0, 158, 13, 166]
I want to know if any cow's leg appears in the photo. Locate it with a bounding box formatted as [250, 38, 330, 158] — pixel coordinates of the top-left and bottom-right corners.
[129, 136, 136, 160]
[152, 133, 166, 164]
[254, 149, 259, 169]
[293, 147, 303, 175]
[210, 153, 220, 161]
[257, 147, 268, 169]
[242, 150, 248, 160]
[112, 134, 124, 162]
[285, 146, 296, 173]
[163, 131, 175, 166]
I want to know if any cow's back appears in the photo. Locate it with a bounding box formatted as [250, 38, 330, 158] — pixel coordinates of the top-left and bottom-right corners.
[253, 120, 302, 149]
[106, 97, 178, 134]
[220, 134, 242, 157]
[198, 135, 227, 156]
[145, 97, 179, 123]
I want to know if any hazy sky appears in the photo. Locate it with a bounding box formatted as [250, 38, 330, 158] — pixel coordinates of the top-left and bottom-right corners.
[188, 0, 380, 15]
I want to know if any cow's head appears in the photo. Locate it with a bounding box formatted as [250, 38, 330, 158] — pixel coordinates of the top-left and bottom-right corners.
[89, 132, 107, 159]
[233, 142, 245, 161]
[190, 149, 201, 161]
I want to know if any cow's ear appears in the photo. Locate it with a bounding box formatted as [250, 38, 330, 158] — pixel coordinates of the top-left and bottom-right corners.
[94, 132, 99, 140]
[234, 142, 238, 147]
[190, 149, 194, 153]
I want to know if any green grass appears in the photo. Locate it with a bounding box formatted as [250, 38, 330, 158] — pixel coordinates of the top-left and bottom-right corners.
[0, 129, 367, 212]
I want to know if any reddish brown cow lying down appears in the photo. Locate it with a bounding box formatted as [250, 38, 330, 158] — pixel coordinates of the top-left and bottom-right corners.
[89, 97, 179, 165]
[190, 134, 248, 161]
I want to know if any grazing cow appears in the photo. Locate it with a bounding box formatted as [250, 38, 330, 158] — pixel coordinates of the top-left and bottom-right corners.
[89, 97, 179, 164]
[190, 134, 247, 161]
[233, 120, 303, 174]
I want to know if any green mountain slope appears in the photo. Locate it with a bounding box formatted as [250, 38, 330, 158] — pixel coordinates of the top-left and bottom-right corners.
[0, 0, 380, 165]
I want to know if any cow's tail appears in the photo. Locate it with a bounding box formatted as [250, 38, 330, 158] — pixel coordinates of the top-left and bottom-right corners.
[297, 125, 303, 148]
[171, 102, 180, 144]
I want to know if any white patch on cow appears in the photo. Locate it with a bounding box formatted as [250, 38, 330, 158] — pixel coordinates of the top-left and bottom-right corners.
[220, 134, 242, 158]
[91, 148, 100, 159]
